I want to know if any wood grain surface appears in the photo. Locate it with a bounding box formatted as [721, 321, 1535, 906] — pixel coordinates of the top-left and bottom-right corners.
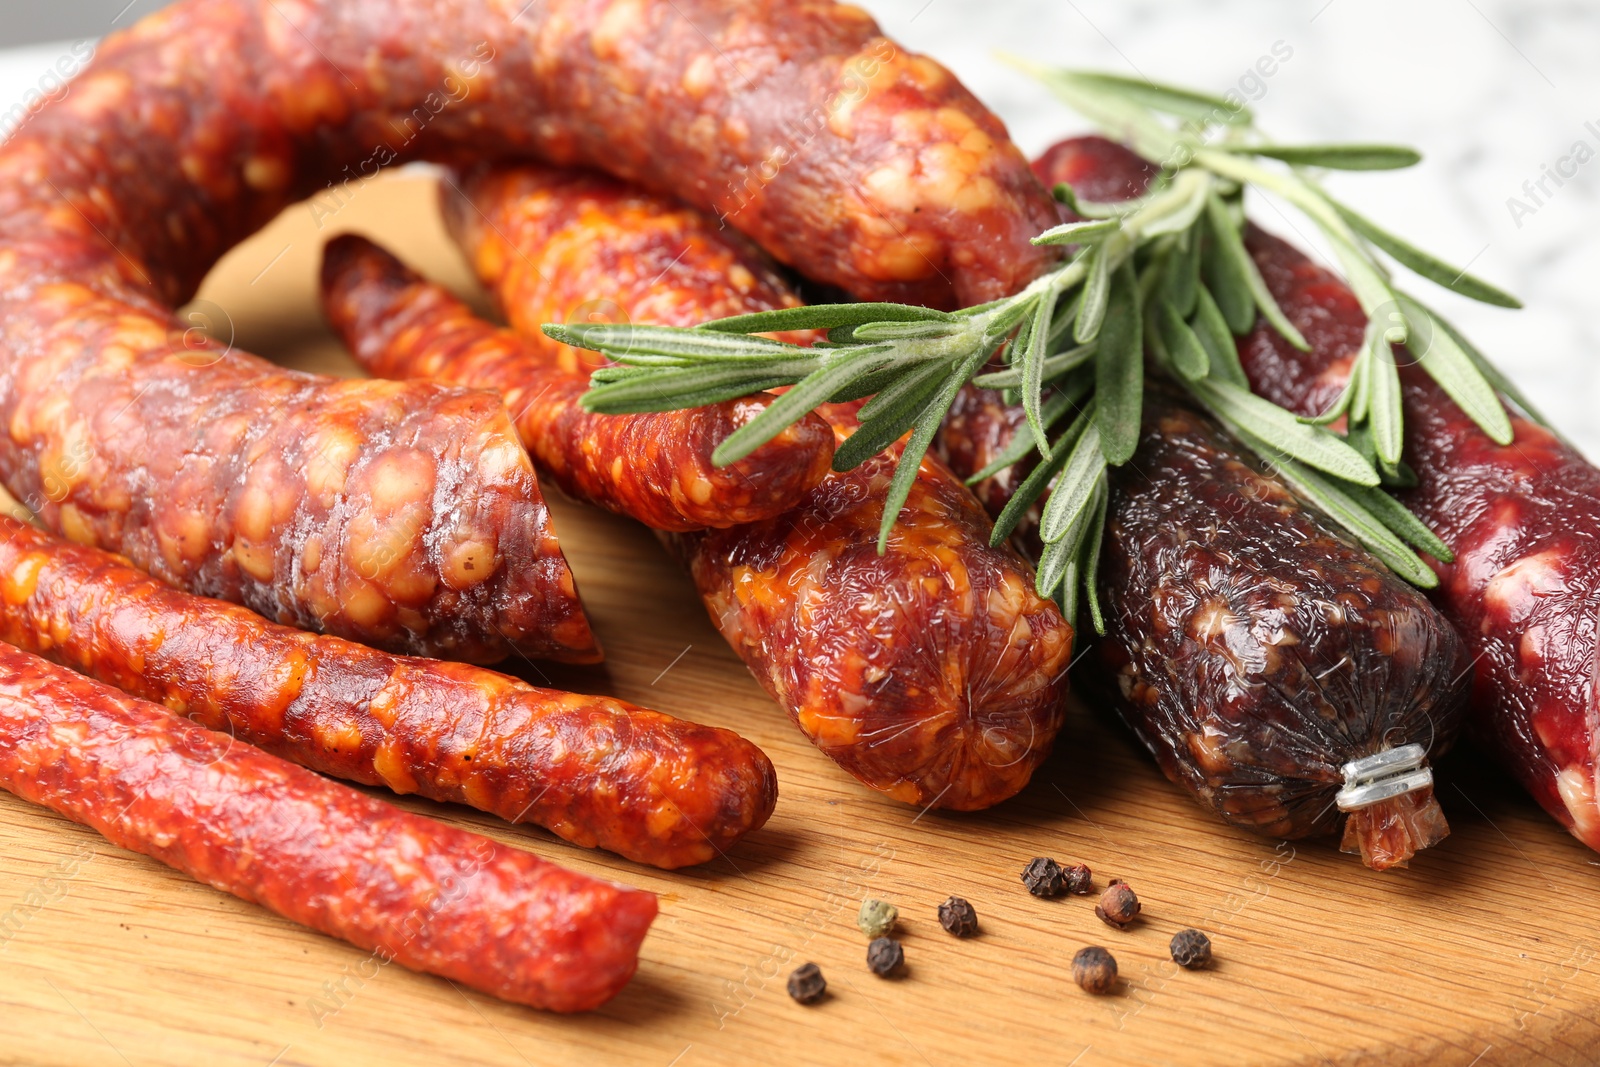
[2, 172, 1598, 1067]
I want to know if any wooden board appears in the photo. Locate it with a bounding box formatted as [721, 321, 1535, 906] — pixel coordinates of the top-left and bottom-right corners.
[3, 172, 1600, 1067]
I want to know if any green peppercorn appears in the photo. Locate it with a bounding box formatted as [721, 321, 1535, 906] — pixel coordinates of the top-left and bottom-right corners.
[787, 962, 827, 1004]
[866, 936, 904, 977]
[1072, 946, 1118, 994]
[1170, 929, 1212, 969]
[857, 898, 898, 939]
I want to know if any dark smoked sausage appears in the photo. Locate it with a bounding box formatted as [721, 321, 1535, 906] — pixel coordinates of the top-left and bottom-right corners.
[335, 163, 1075, 810]
[320, 223, 834, 532]
[0, 640, 657, 1012]
[1086, 393, 1469, 868]
[1036, 134, 1600, 855]
[0, 515, 775, 869]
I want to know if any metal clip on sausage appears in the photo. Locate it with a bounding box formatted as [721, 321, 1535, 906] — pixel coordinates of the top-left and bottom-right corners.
[1336, 745, 1433, 812]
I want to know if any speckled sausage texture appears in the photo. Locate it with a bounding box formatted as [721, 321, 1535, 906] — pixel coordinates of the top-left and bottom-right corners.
[672, 407, 1073, 810]
[320, 223, 834, 531]
[428, 165, 1074, 809]
[0, 516, 773, 869]
[0, 641, 656, 1012]
[1086, 394, 1470, 869]
[1033, 134, 1600, 855]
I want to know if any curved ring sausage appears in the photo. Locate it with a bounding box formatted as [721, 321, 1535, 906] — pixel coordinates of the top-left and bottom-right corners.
[320, 224, 835, 531]
[0, 514, 774, 869]
[334, 162, 1075, 810]
[0, 641, 656, 1012]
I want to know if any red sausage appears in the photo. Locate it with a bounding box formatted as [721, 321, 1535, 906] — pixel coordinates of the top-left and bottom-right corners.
[0, 515, 774, 869]
[0, 641, 656, 1012]
[320, 225, 834, 531]
[376, 164, 1075, 810]
[1035, 135, 1600, 852]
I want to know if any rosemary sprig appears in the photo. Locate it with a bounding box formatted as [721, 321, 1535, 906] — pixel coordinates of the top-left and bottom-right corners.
[553, 68, 1527, 632]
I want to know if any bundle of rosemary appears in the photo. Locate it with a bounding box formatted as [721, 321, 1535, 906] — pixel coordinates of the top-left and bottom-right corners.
[546, 68, 1539, 633]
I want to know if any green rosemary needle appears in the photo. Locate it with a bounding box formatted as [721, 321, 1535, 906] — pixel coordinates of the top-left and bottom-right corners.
[552, 67, 1528, 632]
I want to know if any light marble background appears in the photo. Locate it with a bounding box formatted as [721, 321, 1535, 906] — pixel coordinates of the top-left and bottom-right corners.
[1, 0, 1594, 457]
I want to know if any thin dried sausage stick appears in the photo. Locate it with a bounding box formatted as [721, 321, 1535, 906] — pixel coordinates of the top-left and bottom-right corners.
[427, 165, 1074, 810]
[0, 516, 774, 869]
[0, 641, 656, 1012]
[320, 224, 834, 531]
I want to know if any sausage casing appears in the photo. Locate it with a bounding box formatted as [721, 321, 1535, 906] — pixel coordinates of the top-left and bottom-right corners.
[320, 226, 834, 531]
[426, 164, 1074, 809]
[1239, 224, 1600, 852]
[0, 515, 774, 869]
[0, 641, 656, 1012]
[1087, 394, 1469, 868]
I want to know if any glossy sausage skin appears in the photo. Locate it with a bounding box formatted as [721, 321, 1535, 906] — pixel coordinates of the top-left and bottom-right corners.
[320, 226, 834, 531]
[0, 641, 656, 1012]
[432, 165, 1074, 809]
[1087, 394, 1469, 869]
[0, 516, 773, 869]
[1240, 227, 1600, 852]
[670, 407, 1072, 809]
[1035, 135, 1600, 853]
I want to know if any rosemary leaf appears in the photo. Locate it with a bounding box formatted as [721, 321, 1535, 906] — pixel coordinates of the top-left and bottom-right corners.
[1156, 299, 1210, 382]
[1396, 294, 1514, 445]
[711, 351, 897, 466]
[699, 302, 956, 335]
[1190, 286, 1248, 387]
[1348, 347, 1373, 424]
[583, 364, 817, 414]
[1347, 482, 1453, 561]
[991, 401, 1095, 546]
[1075, 248, 1111, 343]
[1366, 327, 1405, 466]
[1080, 478, 1110, 636]
[966, 382, 1089, 485]
[1164, 228, 1202, 317]
[1412, 296, 1568, 442]
[874, 347, 994, 553]
[1329, 199, 1522, 309]
[1095, 265, 1144, 466]
[1033, 218, 1123, 246]
[1023, 285, 1061, 453]
[974, 342, 1096, 389]
[1221, 143, 1422, 171]
[1051, 70, 1252, 127]
[546, 322, 801, 362]
[1053, 182, 1139, 220]
[1201, 194, 1257, 334]
[1191, 377, 1380, 485]
[1040, 423, 1108, 544]
[1036, 536, 1073, 602]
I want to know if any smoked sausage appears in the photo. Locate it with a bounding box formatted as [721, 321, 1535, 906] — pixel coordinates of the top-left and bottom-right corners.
[0, 515, 774, 870]
[348, 164, 1074, 810]
[0, 641, 656, 1012]
[320, 225, 834, 531]
[1034, 134, 1600, 853]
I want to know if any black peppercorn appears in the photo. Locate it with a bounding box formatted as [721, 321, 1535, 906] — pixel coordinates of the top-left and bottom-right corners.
[1063, 862, 1093, 895]
[1021, 856, 1068, 897]
[937, 896, 979, 938]
[866, 936, 905, 977]
[1170, 929, 1212, 969]
[1071, 946, 1118, 994]
[1095, 882, 1141, 929]
[787, 962, 827, 1004]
